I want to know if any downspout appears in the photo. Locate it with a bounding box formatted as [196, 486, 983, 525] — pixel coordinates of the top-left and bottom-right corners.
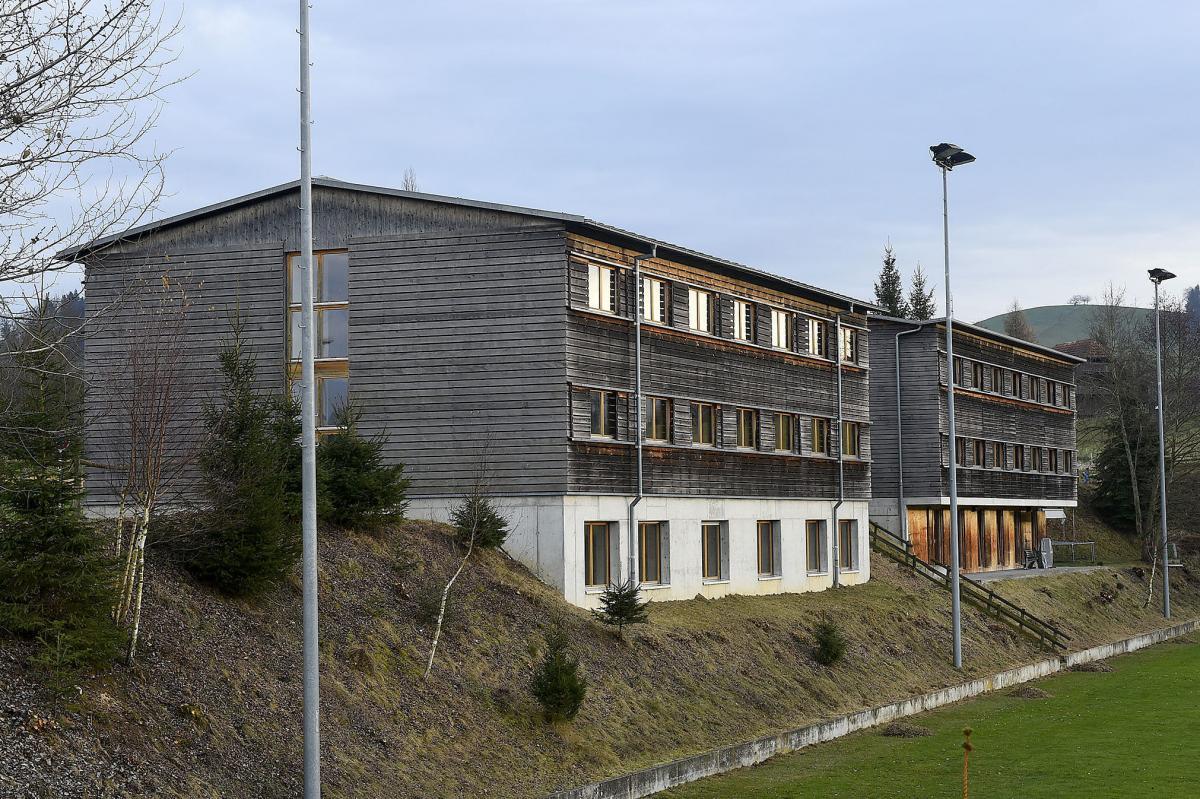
[627, 244, 657, 585]
[832, 312, 845, 587]
[894, 324, 923, 545]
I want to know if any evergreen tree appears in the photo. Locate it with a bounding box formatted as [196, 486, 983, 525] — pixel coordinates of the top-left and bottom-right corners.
[908, 264, 937, 320]
[449, 494, 508, 549]
[1091, 417, 1159, 535]
[530, 625, 587, 721]
[1004, 300, 1038, 342]
[0, 302, 122, 678]
[593, 579, 649, 636]
[318, 404, 410, 531]
[874, 243, 910, 318]
[188, 320, 302, 595]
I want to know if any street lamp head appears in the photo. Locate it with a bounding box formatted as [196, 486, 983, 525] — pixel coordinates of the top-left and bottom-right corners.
[1148, 268, 1176, 284]
[930, 143, 976, 170]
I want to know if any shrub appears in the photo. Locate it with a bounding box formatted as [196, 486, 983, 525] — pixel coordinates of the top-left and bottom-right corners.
[317, 404, 410, 531]
[813, 618, 847, 666]
[449, 494, 509, 549]
[187, 323, 302, 595]
[593, 579, 649, 636]
[530, 626, 587, 721]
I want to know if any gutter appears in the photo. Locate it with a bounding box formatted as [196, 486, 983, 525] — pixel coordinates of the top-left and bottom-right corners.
[832, 313, 844, 587]
[626, 244, 657, 585]
[894, 323, 924, 544]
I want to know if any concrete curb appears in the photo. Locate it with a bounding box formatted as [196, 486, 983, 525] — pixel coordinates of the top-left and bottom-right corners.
[547, 620, 1198, 799]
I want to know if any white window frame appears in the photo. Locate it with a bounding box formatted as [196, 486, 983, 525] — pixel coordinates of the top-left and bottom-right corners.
[687, 287, 713, 333]
[587, 262, 615, 312]
[641, 276, 666, 323]
[808, 318, 827, 357]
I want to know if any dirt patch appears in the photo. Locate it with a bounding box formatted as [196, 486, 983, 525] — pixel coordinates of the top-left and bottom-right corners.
[1070, 660, 1114, 673]
[1009, 685, 1052, 699]
[880, 721, 933, 737]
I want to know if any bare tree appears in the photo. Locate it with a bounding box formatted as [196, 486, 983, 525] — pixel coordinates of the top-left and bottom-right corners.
[402, 166, 419, 192]
[1, 1, 180, 330]
[1069, 294, 1092, 306]
[1003, 300, 1038, 342]
[106, 273, 195, 664]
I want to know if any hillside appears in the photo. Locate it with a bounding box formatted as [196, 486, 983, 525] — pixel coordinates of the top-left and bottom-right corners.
[2, 521, 1198, 799]
[974, 304, 1151, 348]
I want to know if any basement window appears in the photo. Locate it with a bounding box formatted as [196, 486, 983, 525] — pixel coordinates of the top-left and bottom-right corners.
[838, 519, 859, 571]
[701, 521, 729, 581]
[584, 522, 613, 588]
[806, 520, 828, 573]
[639, 522, 669, 585]
[757, 520, 782, 577]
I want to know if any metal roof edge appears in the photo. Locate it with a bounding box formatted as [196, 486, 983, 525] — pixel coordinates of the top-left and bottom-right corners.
[868, 313, 1087, 363]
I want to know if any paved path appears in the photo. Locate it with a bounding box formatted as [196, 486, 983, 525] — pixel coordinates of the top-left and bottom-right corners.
[972, 564, 1110, 583]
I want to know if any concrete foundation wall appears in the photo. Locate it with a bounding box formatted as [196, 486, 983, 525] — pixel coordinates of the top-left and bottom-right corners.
[547, 620, 1199, 799]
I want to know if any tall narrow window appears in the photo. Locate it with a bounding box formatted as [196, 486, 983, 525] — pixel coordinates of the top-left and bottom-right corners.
[701, 522, 725, 580]
[806, 520, 827, 573]
[838, 519, 858, 570]
[1065, 450, 1075, 474]
[993, 441, 1005, 469]
[771, 308, 794, 350]
[736, 408, 758, 448]
[952, 357, 964, 385]
[1014, 444, 1026, 470]
[587, 262, 615, 312]
[840, 326, 858, 364]
[584, 522, 611, 587]
[955, 436, 967, 466]
[688, 288, 713, 333]
[1032, 446, 1044, 471]
[991, 366, 1002, 394]
[1049, 449, 1059, 473]
[733, 299, 755, 342]
[639, 522, 665, 585]
[973, 439, 986, 466]
[812, 417, 831, 455]
[808, 319, 827, 357]
[841, 421, 861, 457]
[1048, 381, 1059, 406]
[641, 276, 666, 322]
[757, 520, 781, 577]
[775, 413, 795, 452]
[643, 396, 671, 442]
[690, 402, 715, 446]
[971, 361, 984, 389]
[590, 390, 617, 438]
[287, 250, 350, 431]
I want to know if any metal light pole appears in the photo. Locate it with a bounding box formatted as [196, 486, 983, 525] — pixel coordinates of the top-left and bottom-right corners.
[298, 1, 321, 796]
[930, 143, 975, 669]
[1149, 267, 1176, 619]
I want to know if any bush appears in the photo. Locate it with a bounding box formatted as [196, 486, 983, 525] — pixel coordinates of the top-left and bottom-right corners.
[530, 625, 587, 721]
[187, 323, 302, 595]
[813, 619, 847, 666]
[593, 579, 649, 636]
[318, 404, 410, 531]
[449, 494, 509, 549]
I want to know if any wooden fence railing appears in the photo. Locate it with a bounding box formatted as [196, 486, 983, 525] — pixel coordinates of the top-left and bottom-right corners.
[870, 522, 1070, 651]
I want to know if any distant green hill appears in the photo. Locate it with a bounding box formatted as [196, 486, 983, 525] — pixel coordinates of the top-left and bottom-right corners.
[974, 304, 1151, 348]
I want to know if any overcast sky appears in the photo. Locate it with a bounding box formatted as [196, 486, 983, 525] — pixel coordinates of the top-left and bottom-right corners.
[82, 1, 1200, 319]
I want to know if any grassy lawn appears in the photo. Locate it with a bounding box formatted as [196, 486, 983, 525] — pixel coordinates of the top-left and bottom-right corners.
[663, 636, 1200, 799]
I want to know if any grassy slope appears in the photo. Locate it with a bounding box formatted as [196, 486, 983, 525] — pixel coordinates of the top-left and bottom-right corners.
[973, 304, 1151, 348]
[663, 634, 1200, 798]
[4, 520, 1199, 799]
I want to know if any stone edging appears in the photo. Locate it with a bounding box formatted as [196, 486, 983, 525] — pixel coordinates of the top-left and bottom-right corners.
[547, 620, 1198, 799]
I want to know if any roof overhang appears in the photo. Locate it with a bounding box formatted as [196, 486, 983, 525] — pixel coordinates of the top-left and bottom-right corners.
[870, 313, 1087, 364]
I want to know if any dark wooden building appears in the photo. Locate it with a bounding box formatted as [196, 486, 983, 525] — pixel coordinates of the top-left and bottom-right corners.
[868, 317, 1082, 573]
[66, 178, 876, 606]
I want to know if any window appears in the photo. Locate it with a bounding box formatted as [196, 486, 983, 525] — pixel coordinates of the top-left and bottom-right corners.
[587, 262, 615, 312]
[641, 276, 666, 322]
[757, 520, 781, 577]
[736, 408, 758, 448]
[733, 299, 755, 342]
[838, 519, 858, 570]
[287, 250, 350, 431]
[840, 326, 858, 364]
[701, 522, 726, 581]
[771, 308, 794, 350]
[1049, 449, 1059, 473]
[952, 357, 965, 386]
[688, 288, 713, 333]
[1048, 381, 1059, 406]
[584, 522, 611, 587]
[690, 402, 715, 446]
[808, 319, 827, 357]
[991, 366, 1002, 394]
[774, 413, 795, 452]
[639, 522, 666, 585]
[643, 396, 671, 442]
[971, 361, 984, 390]
[973, 439, 986, 467]
[812, 417, 831, 455]
[806, 520, 827, 573]
[590, 390, 617, 438]
[1032, 446, 1044, 471]
[1065, 451, 1075, 474]
[955, 436, 967, 466]
[1018, 373, 1028, 399]
[841, 421, 861, 457]
[993, 441, 1005, 469]
[1014, 444, 1026, 470]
